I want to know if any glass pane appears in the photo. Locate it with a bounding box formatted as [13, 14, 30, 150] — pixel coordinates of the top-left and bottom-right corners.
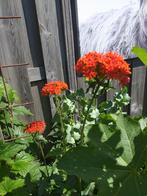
[77, 0, 147, 59]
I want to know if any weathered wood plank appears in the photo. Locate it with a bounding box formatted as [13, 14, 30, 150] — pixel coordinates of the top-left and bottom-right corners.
[60, 0, 77, 90]
[130, 66, 147, 116]
[35, 0, 65, 82]
[27, 67, 46, 82]
[142, 68, 147, 116]
[107, 81, 120, 102]
[69, 0, 85, 90]
[22, 0, 52, 123]
[21, 0, 45, 68]
[70, 0, 81, 61]
[0, 0, 34, 121]
[31, 81, 52, 123]
[0, 0, 145, 125]
[34, 0, 75, 115]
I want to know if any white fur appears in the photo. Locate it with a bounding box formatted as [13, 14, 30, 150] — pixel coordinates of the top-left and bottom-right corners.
[80, 0, 147, 58]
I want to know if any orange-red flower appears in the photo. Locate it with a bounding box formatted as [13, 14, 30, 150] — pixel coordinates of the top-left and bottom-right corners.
[75, 51, 104, 80]
[75, 51, 131, 85]
[24, 121, 46, 134]
[41, 81, 68, 96]
[100, 52, 131, 85]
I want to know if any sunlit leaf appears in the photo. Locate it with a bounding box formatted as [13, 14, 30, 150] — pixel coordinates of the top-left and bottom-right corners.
[58, 115, 147, 195]
[0, 177, 24, 195]
[132, 47, 147, 66]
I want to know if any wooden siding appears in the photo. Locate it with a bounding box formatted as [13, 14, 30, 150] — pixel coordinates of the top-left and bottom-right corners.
[0, 0, 146, 126]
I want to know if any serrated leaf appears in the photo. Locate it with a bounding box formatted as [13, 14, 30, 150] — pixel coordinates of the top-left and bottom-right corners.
[35, 134, 47, 143]
[58, 127, 122, 181]
[132, 47, 147, 66]
[58, 115, 147, 195]
[139, 118, 147, 131]
[7, 89, 18, 103]
[115, 115, 141, 165]
[0, 177, 24, 195]
[13, 106, 33, 116]
[0, 143, 26, 161]
[11, 151, 42, 181]
[0, 102, 7, 109]
[82, 182, 95, 196]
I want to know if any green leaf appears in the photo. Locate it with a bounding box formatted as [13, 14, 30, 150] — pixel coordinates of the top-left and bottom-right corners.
[132, 47, 147, 66]
[89, 108, 99, 119]
[0, 177, 24, 195]
[11, 151, 42, 181]
[13, 106, 33, 116]
[139, 118, 147, 131]
[7, 88, 18, 103]
[0, 162, 11, 180]
[35, 134, 48, 143]
[0, 102, 7, 109]
[58, 115, 147, 195]
[0, 77, 19, 103]
[81, 182, 96, 196]
[0, 145, 42, 190]
[46, 148, 64, 158]
[115, 115, 141, 165]
[0, 143, 26, 161]
[58, 129, 122, 182]
[73, 132, 80, 141]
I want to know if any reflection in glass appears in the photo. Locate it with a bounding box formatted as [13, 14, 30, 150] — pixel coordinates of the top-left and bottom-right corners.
[78, 0, 147, 59]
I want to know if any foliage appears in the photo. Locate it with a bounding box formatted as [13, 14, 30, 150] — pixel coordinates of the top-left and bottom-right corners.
[0, 141, 43, 195]
[0, 49, 147, 196]
[0, 77, 32, 139]
[58, 115, 147, 195]
[0, 78, 46, 195]
[132, 46, 147, 66]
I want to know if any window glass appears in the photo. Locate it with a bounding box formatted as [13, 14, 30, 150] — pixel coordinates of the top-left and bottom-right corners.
[77, 0, 147, 59]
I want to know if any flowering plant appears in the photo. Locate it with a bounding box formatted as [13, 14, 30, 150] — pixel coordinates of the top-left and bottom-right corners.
[0, 51, 147, 195]
[76, 51, 131, 85]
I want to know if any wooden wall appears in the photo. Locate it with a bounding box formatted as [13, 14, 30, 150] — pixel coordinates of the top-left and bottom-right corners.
[0, 0, 146, 126]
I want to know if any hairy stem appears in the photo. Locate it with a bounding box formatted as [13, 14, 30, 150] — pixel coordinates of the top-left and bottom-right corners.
[78, 177, 82, 195]
[39, 142, 50, 177]
[0, 126, 4, 142]
[3, 111, 12, 137]
[33, 135, 50, 177]
[5, 135, 30, 142]
[80, 84, 100, 144]
[1, 76, 14, 132]
[55, 96, 66, 152]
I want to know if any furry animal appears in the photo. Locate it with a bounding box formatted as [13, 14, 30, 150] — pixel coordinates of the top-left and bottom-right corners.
[80, 0, 147, 59]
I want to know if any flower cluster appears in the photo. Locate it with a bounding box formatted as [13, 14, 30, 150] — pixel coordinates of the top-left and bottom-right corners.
[75, 51, 131, 85]
[100, 52, 131, 85]
[41, 81, 68, 96]
[24, 121, 46, 134]
[75, 52, 103, 80]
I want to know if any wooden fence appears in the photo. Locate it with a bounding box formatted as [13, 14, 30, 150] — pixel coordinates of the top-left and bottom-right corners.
[0, 0, 146, 125]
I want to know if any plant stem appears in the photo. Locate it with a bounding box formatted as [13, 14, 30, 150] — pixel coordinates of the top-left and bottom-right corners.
[78, 177, 82, 195]
[38, 142, 50, 177]
[5, 135, 30, 142]
[55, 96, 66, 152]
[3, 111, 12, 137]
[0, 126, 4, 142]
[1, 76, 14, 132]
[33, 135, 50, 178]
[80, 84, 100, 144]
